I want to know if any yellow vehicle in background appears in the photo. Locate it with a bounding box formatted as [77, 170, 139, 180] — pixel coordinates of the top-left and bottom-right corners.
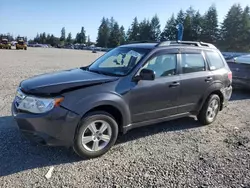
[16, 37, 27, 50]
[0, 36, 11, 49]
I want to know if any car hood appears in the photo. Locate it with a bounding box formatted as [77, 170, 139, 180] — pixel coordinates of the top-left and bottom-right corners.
[20, 68, 119, 96]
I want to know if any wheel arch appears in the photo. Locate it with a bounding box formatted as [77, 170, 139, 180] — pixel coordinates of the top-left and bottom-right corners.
[209, 90, 224, 110]
[85, 105, 124, 133]
[68, 93, 131, 136]
[198, 83, 225, 112]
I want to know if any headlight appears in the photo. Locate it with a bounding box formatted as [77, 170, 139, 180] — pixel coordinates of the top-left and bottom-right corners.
[15, 90, 64, 114]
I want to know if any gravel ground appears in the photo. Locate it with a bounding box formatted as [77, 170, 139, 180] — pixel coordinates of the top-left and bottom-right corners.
[0, 47, 250, 188]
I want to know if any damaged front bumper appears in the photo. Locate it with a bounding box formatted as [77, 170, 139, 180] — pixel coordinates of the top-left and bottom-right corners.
[11, 102, 81, 147]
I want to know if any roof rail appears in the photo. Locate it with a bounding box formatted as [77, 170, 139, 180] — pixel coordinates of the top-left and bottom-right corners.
[156, 40, 217, 49]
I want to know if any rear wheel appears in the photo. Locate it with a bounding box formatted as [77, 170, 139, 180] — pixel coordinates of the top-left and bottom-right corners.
[197, 94, 220, 125]
[73, 111, 119, 158]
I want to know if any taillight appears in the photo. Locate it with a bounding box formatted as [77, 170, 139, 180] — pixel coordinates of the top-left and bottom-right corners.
[228, 71, 232, 82]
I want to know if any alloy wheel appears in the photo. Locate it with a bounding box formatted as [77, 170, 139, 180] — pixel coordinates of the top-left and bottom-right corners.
[206, 99, 219, 122]
[81, 120, 112, 152]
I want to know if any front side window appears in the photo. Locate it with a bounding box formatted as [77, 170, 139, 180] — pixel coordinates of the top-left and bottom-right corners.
[142, 53, 177, 78]
[180, 53, 206, 73]
[88, 47, 150, 76]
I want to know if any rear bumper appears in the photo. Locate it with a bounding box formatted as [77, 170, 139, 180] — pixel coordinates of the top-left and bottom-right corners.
[221, 85, 233, 109]
[11, 103, 81, 147]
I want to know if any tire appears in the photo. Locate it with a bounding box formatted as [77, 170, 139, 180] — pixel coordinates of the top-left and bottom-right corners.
[197, 94, 220, 125]
[73, 111, 119, 159]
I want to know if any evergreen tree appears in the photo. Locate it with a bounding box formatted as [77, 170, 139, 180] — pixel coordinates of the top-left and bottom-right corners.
[66, 32, 72, 44]
[87, 35, 91, 46]
[138, 18, 151, 41]
[96, 17, 110, 47]
[183, 13, 192, 40]
[127, 17, 140, 42]
[119, 25, 126, 45]
[109, 17, 115, 30]
[34, 33, 40, 43]
[200, 5, 219, 43]
[150, 14, 161, 41]
[22, 3, 250, 52]
[186, 6, 196, 18]
[175, 9, 186, 40]
[75, 33, 80, 44]
[108, 22, 121, 47]
[6, 33, 14, 41]
[50, 35, 56, 46]
[239, 6, 250, 51]
[175, 9, 185, 24]
[182, 7, 196, 41]
[161, 14, 176, 41]
[191, 11, 203, 41]
[80, 27, 86, 44]
[60, 27, 66, 42]
[51, 35, 60, 46]
[41, 32, 46, 44]
[220, 4, 243, 51]
[46, 34, 51, 44]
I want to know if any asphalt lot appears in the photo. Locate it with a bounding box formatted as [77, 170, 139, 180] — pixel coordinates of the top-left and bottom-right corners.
[0, 47, 250, 188]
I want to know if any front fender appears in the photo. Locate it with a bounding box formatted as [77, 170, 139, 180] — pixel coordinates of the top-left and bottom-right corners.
[61, 92, 131, 128]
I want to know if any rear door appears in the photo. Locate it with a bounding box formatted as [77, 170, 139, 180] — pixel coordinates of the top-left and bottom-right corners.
[177, 49, 213, 113]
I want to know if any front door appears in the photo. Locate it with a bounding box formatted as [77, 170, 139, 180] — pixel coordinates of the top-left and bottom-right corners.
[129, 51, 181, 123]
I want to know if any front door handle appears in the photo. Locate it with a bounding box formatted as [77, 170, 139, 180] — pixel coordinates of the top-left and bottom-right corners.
[205, 77, 213, 82]
[169, 82, 180, 88]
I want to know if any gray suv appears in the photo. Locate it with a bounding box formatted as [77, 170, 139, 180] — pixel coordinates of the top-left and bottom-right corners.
[12, 41, 233, 158]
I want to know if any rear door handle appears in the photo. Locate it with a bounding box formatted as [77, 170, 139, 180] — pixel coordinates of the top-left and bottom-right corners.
[205, 77, 213, 82]
[169, 81, 180, 88]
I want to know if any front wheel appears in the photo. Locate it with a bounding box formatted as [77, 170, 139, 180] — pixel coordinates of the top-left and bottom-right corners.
[197, 94, 220, 125]
[73, 111, 119, 158]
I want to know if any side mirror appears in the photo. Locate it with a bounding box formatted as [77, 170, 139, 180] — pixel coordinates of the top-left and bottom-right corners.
[133, 68, 155, 81]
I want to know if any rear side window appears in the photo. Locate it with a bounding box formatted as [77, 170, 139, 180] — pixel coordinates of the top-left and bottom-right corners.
[180, 53, 206, 73]
[205, 51, 225, 70]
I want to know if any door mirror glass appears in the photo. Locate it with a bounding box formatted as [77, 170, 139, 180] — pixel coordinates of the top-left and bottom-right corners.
[139, 68, 155, 80]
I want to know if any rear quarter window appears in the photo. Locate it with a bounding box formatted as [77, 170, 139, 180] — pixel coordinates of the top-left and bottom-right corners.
[205, 51, 225, 70]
